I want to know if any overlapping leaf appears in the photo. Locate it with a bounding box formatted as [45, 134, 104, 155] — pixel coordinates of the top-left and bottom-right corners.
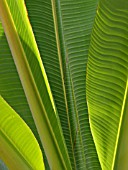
[25, 0, 101, 169]
[86, 0, 128, 169]
[0, 96, 44, 170]
[0, 2, 44, 160]
[0, 0, 71, 169]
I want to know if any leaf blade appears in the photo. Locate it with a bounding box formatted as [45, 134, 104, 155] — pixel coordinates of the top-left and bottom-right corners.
[0, 96, 44, 170]
[0, 0, 71, 169]
[86, 0, 128, 169]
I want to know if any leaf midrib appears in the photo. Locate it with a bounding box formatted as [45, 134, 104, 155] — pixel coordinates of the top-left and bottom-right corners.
[112, 77, 128, 170]
[51, 0, 76, 169]
[0, 128, 33, 169]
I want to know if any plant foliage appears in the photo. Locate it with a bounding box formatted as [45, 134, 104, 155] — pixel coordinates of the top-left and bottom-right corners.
[0, 0, 127, 169]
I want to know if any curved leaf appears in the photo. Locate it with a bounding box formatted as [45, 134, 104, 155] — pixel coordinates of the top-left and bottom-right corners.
[86, 0, 128, 169]
[0, 5, 46, 166]
[0, 0, 71, 169]
[0, 96, 44, 170]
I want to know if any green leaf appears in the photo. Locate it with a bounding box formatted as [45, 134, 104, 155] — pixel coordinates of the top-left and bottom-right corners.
[86, 0, 128, 169]
[25, 0, 101, 169]
[0, 0, 71, 169]
[0, 3, 50, 170]
[0, 96, 44, 170]
[0, 1, 46, 159]
[26, 0, 99, 169]
[53, 1, 100, 168]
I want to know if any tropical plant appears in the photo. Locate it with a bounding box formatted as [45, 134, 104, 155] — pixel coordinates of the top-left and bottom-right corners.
[0, 0, 127, 170]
